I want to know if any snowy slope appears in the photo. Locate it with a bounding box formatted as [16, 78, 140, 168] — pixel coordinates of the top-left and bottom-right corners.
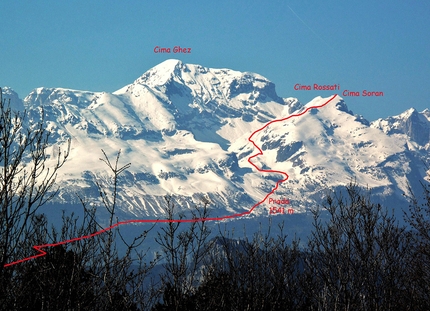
[371, 108, 430, 149]
[252, 97, 418, 208]
[2, 60, 429, 221]
[370, 108, 430, 183]
[1, 87, 24, 111]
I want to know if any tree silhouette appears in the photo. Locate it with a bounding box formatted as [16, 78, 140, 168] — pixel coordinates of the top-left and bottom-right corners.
[0, 88, 70, 303]
[305, 182, 411, 310]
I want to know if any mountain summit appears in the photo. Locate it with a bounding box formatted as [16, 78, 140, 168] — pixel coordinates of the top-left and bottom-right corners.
[2, 60, 428, 220]
[371, 108, 430, 147]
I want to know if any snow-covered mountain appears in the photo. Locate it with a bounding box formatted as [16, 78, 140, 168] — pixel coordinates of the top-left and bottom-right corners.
[2, 60, 429, 222]
[371, 108, 430, 149]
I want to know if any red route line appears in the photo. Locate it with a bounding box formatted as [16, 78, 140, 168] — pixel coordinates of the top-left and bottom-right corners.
[4, 94, 338, 268]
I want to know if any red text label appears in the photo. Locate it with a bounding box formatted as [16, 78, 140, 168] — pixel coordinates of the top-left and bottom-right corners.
[294, 84, 340, 91]
[269, 198, 290, 205]
[154, 46, 192, 53]
[269, 207, 294, 214]
[342, 90, 384, 97]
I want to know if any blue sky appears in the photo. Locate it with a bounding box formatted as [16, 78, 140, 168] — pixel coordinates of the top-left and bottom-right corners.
[1, 0, 429, 121]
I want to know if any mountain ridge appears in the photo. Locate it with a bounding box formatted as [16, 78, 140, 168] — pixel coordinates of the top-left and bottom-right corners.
[1, 60, 429, 221]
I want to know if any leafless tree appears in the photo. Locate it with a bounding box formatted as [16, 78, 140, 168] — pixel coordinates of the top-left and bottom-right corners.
[191, 220, 303, 311]
[0, 88, 70, 301]
[404, 174, 430, 309]
[83, 149, 160, 310]
[305, 182, 411, 311]
[153, 195, 213, 310]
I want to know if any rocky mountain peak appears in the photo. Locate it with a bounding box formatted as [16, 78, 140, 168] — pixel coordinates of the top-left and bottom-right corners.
[371, 108, 430, 146]
[1, 86, 24, 111]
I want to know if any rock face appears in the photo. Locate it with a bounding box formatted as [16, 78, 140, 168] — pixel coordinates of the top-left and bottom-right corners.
[2, 60, 429, 220]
